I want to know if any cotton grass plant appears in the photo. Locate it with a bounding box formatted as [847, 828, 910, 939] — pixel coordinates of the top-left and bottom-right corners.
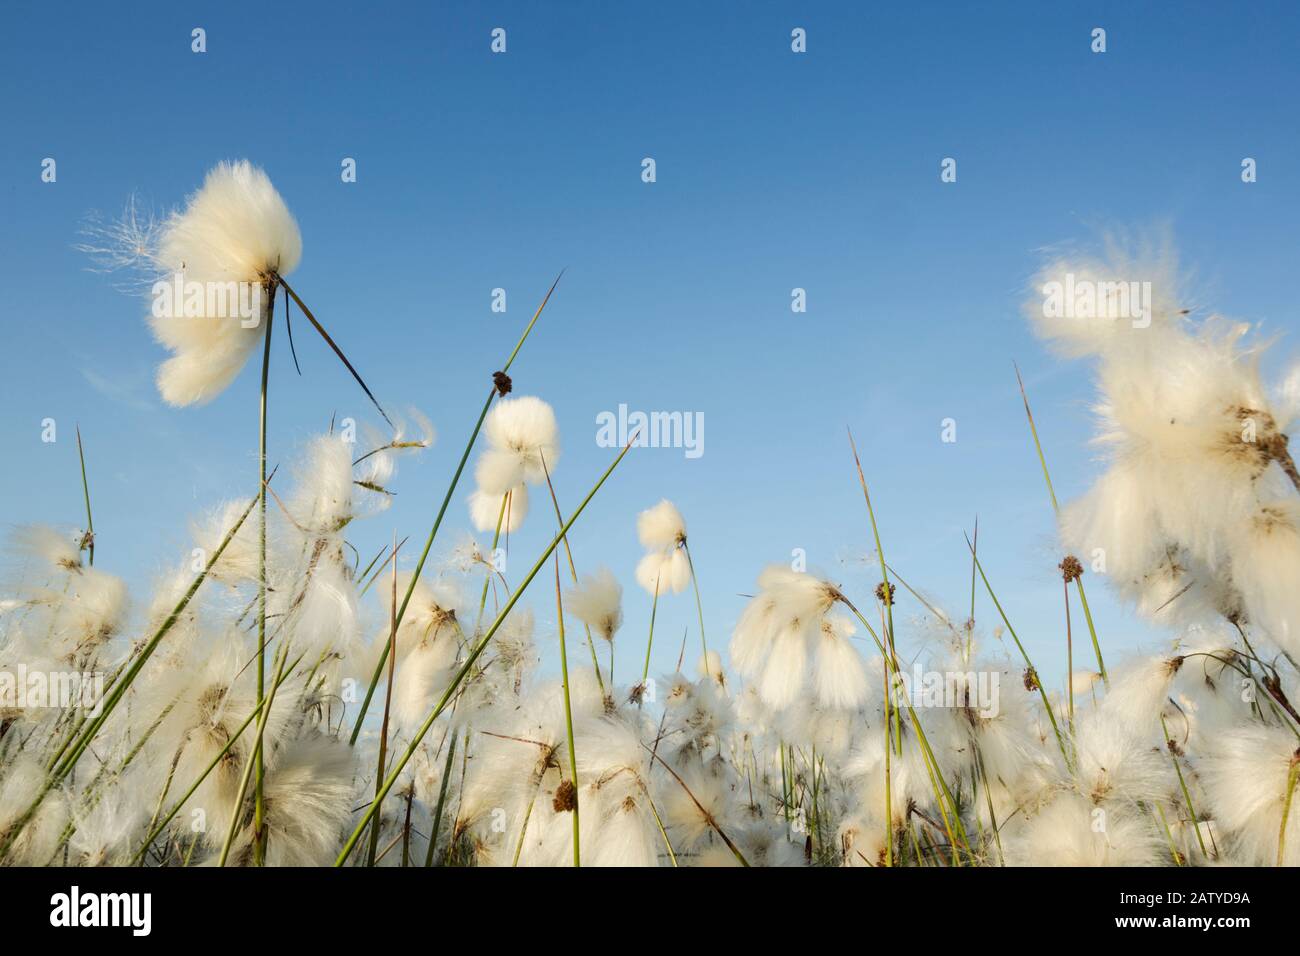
[3, 191, 1300, 867]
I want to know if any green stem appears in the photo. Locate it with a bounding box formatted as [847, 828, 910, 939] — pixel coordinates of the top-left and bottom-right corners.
[1064, 580, 1074, 729]
[254, 285, 275, 867]
[218, 642, 290, 867]
[1014, 363, 1107, 685]
[554, 556, 580, 866]
[541, 457, 605, 695]
[683, 543, 710, 678]
[967, 540, 1070, 769]
[423, 733, 457, 867]
[882, 656, 894, 866]
[1161, 715, 1207, 859]
[75, 425, 94, 566]
[1278, 755, 1300, 866]
[640, 573, 661, 686]
[367, 540, 401, 867]
[846, 430, 902, 753]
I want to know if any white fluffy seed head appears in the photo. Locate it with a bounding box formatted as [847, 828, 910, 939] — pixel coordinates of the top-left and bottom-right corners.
[288, 435, 355, 534]
[11, 525, 82, 574]
[1023, 235, 1186, 359]
[637, 499, 687, 550]
[157, 160, 301, 283]
[477, 396, 560, 491]
[812, 614, 868, 710]
[565, 568, 623, 643]
[149, 161, 303, 406]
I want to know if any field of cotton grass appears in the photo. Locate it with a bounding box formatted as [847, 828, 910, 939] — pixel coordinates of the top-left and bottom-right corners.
[1, 161, 1299, 869]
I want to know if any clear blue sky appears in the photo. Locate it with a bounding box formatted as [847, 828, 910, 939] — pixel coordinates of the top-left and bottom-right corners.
[2, 1, 1298, 688]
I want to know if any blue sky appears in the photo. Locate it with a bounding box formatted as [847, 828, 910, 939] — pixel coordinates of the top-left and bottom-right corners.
[2, 1, 1298, 689]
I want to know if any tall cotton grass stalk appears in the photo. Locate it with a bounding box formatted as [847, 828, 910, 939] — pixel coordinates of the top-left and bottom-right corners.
[423, 733, 456, 867]
[366, 535, 402, 866]
[75, 425, 94, 567]
[639, 568, 662, 689]
[0, 491, 260, 861]
[881, 658, 893, 865]
[349, 273, 564, 744]
[967, 538, 1070, 766]
[847, 430, 901, 751]
[336, 436, 635, 864]
[217, 641, 292, 866]
[1280, 754, 1300, 866]
[1063, 574, 1074, 727]
[136, 161, 392, 864]
[553, 557, 580, 866]
[1014, 364, 1108, 686]
[1161, 714, 1209, 859]
[540, 455, 606, 695]
[682, 543, 712, 680]
[254, 284, 275, 866]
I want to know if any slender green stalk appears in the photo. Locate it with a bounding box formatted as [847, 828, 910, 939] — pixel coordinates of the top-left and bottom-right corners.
[810, 747, 822, 859]
[218, 642, 291, 866]
[967, 538, 1070, 768]
[640, 572, 661, 687]
[423, 733, 457, 866]
[1014, 363, 1107, 685]
[1154, 802, 1184, 866]
[554, 556, 580, 866]
[1064, 580, 1074, 728]
[367, 535, 401, 867]
[336, 437, 634, 865]
[254, 286, 275, 867]
[511, 785, 541, 866]
[540, 457, 606, 695]
[882, 654, 894, 866]
[846, 429, 902, 752]
[683, 542, 711, 679]
[974, 746, 1004, 865]
[644, 788, 677, 866]
[1278, 754, 1300, 866]
[1161, 716, 1207, 859]
[1073, 579, 1107, 686]
[780, 742, 790, 824]
[349, 273, 562, 744]
[75, 425, 94, 566]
